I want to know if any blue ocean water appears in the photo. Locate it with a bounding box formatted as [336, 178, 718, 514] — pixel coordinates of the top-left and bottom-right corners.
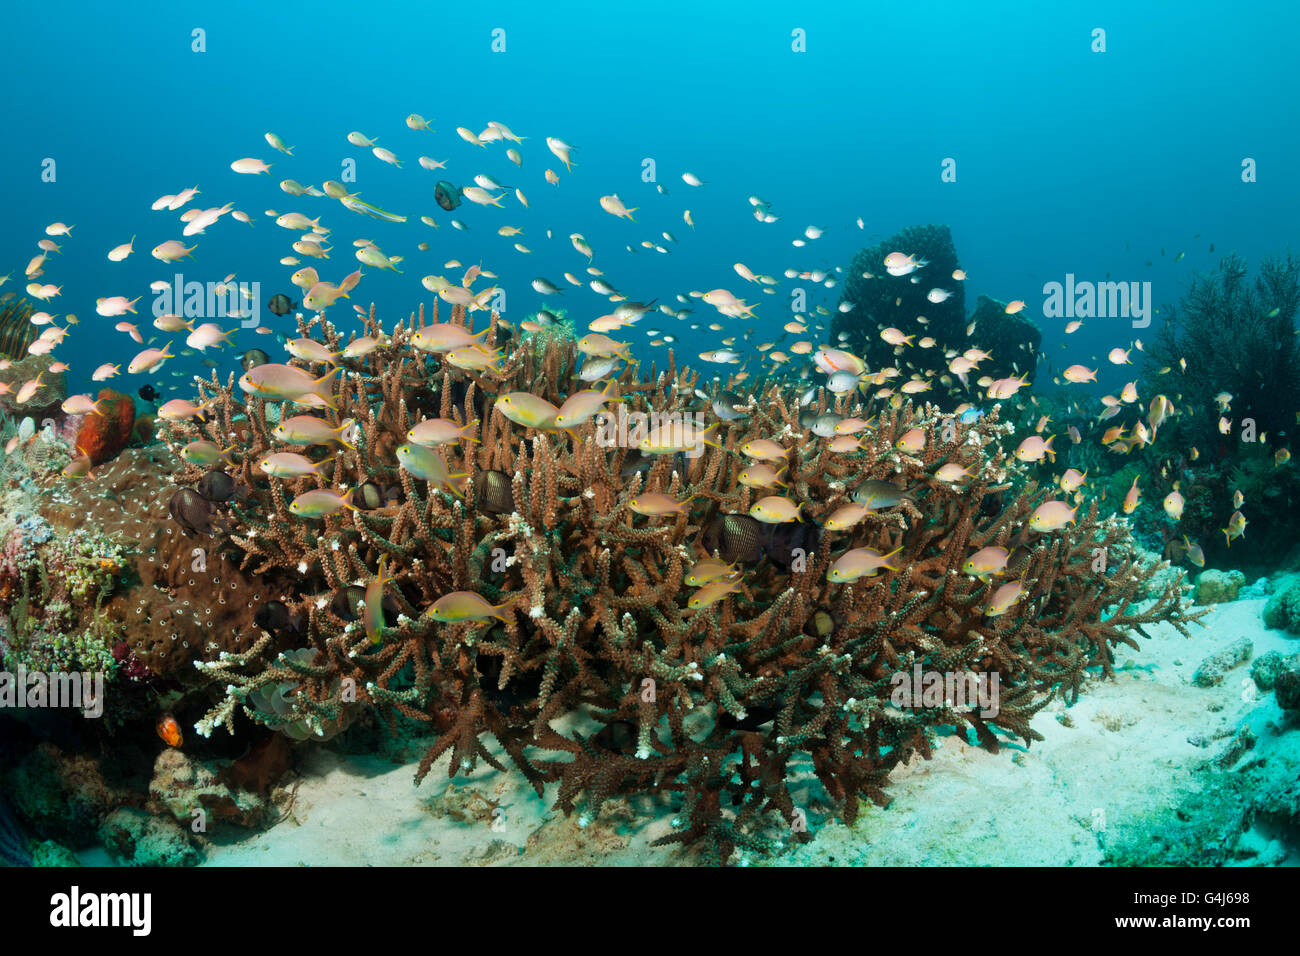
[2, 0, 1297, 399]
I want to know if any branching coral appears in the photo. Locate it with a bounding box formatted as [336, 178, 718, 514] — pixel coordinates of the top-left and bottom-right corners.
[155, 299, 1204, 863]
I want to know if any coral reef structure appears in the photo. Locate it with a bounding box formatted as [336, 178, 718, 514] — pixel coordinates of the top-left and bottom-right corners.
[132, 298, 1207, 862]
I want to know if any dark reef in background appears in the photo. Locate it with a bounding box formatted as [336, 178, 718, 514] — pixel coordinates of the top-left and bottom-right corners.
[831, 224, 1042, 403]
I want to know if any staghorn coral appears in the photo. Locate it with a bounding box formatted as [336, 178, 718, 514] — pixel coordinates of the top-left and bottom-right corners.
[153, 300, 1205, 863]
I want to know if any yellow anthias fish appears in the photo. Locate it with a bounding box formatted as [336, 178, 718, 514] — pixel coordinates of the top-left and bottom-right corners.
[288, 487, 358, 518]
[687, 576, 742, 610]
[494, 392, 562, 429]
[826, 546, 902, 583]
[629, 492, 693, 517]
[395, 444, 468, 498]
[984, 580, 1025, 617]
[684, 558, 737, 588]
[1222, 511, 1248, 547]
[749, 496, 803, 523]
[962, 546, 1009, 581]
[428, 591, 512, 623]
[364, 555, 391, 644]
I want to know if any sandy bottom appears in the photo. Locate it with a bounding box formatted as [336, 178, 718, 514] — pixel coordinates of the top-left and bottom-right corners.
[185, 598, 1297, 867]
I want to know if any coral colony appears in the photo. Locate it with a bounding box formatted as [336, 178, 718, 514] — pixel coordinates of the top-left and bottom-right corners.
[10, 123, 1300, 865]
[7, 270, 1212, 862]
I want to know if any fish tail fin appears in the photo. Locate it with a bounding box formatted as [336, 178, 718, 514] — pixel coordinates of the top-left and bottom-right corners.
[333, 419, 357, 451]
[341, 486, 361, 513]
[1222, 527, 1231, 548]
[312, 364, 342, 391]
[697, 422, 723, 450]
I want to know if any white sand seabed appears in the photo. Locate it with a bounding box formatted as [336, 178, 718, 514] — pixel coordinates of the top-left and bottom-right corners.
[200, 598, 1299, 866]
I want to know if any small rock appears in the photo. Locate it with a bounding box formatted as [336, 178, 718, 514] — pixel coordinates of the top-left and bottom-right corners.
[149, 748, 268, 829]
[30, 840, 81, 866]
[99, 808, 200, 867]
[3, 743, 126, 848]
[1212, 724, 1256, 769]
[1195, 569, 1246, 605]
[1250, 651, 1299, 691]
[1240, 577, 1271, 600]
[1263, 574, 1300, 635]
[1275, 666, 1300, 712]
[1192, 637, 1253, 687]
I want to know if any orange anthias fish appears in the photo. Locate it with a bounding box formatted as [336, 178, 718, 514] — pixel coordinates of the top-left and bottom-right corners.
[157, 714, 183, 748]
[1122, 476, 1141, 514]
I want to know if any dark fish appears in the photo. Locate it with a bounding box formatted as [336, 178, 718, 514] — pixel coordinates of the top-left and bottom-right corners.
[591, 720, 639, 754]
[137, 384, 160, 402]
[434, 180, 462, 211]
[474, 470, 514, 514]
[197, 469, 236, 503]
[169, 488, 219, 536]
[701, 513, 765, 564]
[0, 297, 38, 360]
[253, 600, 300, 634]
[763, 519, 820, 572]
[331, 585, 366, 622]
[241, 348, 270, 372]
[717, 704, 778, 731]
[711, 390, 749, 422]
[268, 293, 297, 317]
[619, 448, 654, 480]
[355, 481, 386, 510]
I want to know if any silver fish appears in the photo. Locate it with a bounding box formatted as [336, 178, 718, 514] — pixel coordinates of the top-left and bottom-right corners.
[810, 413, 843, 438]
[579, 356, 621, 382]
[851, 480, 911, 509]
[827, 371, 862, 394]
[712, 390, 749, 422]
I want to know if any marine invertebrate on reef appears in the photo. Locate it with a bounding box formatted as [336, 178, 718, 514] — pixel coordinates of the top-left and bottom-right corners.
[74, 388, 137, 465]
[159, 299, 1204, 863]
[0, 295, 39, 360]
